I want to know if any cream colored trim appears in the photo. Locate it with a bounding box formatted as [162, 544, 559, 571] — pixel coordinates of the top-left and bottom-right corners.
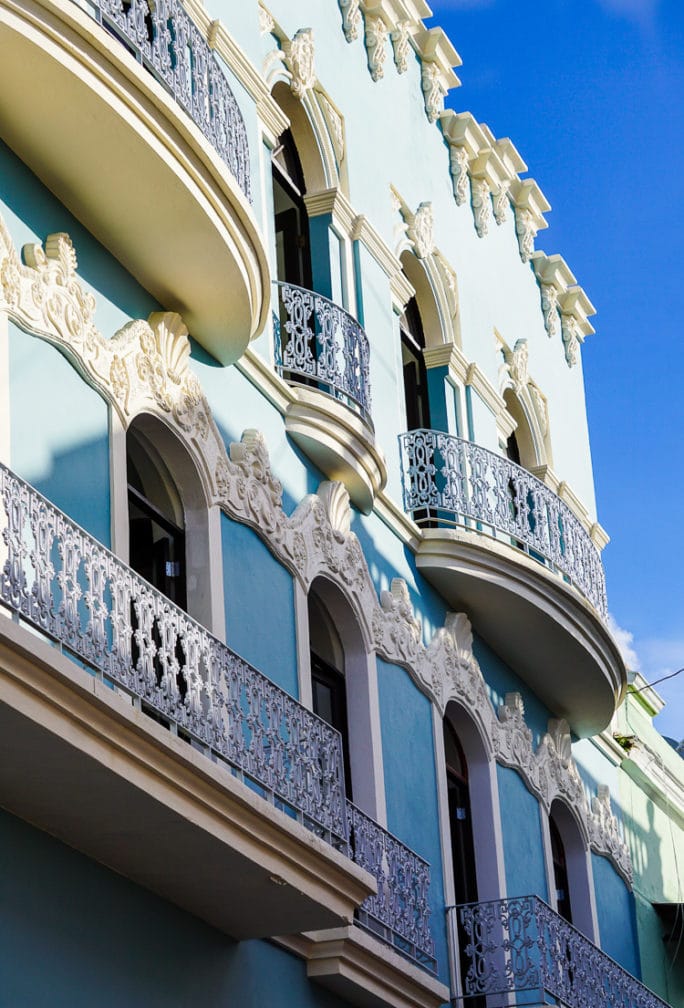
[109, 407, 129, 561]
[294, 579, 313, 708]
[352, 215, 405, 283]
[237, 347, 295, 415]
[590, 522, 610, 552]
[277, 925, 449, 1008]
[465, 362, 507, 418]
[374, 490, 422, 550]
[557, 480, 591, 526]
[0, 312, 9, 467]
[529, 463, 562, 495]
[304, 187, 356, 235]
[205, 504, 227, 642]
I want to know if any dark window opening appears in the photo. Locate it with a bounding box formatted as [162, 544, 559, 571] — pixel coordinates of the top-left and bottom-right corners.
[550, 815, 573, 924]
[400, 296, 431, 432]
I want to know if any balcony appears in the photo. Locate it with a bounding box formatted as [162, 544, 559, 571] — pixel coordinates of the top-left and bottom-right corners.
[399, 431, 625, 736]
[274, 282, 386, 514]
[451, 895, 668, 1008]
[0, 462, 432, 966]
[0, 0, 269, 362]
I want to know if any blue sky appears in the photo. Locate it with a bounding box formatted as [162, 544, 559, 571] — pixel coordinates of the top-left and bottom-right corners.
[427, 0, 684, 741]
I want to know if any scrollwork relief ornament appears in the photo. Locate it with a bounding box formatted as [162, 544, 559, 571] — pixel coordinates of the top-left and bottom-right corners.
[407, 202, 434, 259]
[470, 177, 492, 238]
[561, 313, 581, 367]
[507, 338, 529, 392]
[318, 93, 344, 161]
[515, 207, 537, 263]
[377, 578, 422, 664]
[338, 0, 361, 42]
[540, 283, 560, 339]
[449, 145, 470, 206]
[493, 183, 510, 225]
[364, 15, 388, 82]
[421, 62, 445, 123]
[589, 786, 633, 883]
[391, 20, 411, 74]
[258, 2, 274, 35]
[496, 693, 534, 770]
[287, 28, 315, 98]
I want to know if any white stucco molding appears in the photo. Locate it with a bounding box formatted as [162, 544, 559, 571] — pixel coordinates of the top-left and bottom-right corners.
[558, 285, 596, 368]
[509, 178, 551, 263]
[0, 213, 632, 887]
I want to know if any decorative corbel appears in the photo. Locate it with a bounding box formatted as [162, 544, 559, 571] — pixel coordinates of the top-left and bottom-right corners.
[391, 20, 411, 74]
[339, 0, 361, 42]
[364, 13, 388, 81]
[510, 178, 551, 264]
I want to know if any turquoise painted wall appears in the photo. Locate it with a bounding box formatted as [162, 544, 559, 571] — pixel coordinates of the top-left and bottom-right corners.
[474, 636, 551, 747]
[592, 852, 641, 978]
[221, 513, 298, 697]
[8, 323, 111, 547]
[497, 764, 548, 901]
[0, 139, 158, 335]
[376, 658, 448, 985]
[0, 810, 349, 1008]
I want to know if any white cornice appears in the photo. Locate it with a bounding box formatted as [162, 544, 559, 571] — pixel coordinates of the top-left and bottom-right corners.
[466, 362, 507, 418]
[509, 177, 551, 231]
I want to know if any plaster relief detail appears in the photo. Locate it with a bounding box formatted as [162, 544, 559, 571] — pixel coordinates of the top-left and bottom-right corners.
[507, 338, 529, 392]
[515, 207, 537, 263]
[391, 21, 411, 74]
[421, 62, 445, 123]
[258, 2, 274, 35]
[561, 313, 581, 368]
[364, 15, 388, 82]
[407, 202, 434, 259]
[286, 28, 315, 98]
[0, 210, 631, 887]
[338, 0, 361, 42]
[540, 282, 560, 339]
[493, 182, 510, 225]
[449, 145, 470, 206]
[470, 176, 491, 238]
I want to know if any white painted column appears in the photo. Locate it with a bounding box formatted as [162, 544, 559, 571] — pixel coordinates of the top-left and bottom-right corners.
[109, 408, 128, 561]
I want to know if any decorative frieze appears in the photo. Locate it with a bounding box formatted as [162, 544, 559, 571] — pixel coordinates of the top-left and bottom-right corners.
[0, 212, 630, 887]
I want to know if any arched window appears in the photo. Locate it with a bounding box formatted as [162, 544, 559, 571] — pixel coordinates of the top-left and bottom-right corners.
[272, 126, 312, 288]
[305, 577, 383, 814]
[444, 719, 478, 908]
[547, 799, 598, 939]
[124, 414, 220, 635]
[400, 295, 431, 432]
[308, 588, 352, 798]
[127, 421, 187, 610]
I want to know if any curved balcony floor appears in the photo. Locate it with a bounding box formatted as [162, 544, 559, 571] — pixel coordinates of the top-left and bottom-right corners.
[0, 0, 270, 363]
[416, 527, 625, 737]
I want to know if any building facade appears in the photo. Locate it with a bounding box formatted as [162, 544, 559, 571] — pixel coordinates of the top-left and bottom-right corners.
[0, 0, 677, 1005]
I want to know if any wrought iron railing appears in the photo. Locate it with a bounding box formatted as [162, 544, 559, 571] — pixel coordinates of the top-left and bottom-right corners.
[78, 0, 251, 199]
[0, 462, 437, 972]
[0, 463, 344, 845]
[349, 802, 436, 973]
[273, 282, 372, 422]
[451, 896, 669, 1007]
[399, 430, 607, 619]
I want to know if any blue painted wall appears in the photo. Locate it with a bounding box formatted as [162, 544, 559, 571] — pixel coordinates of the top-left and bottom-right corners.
[221, 513, 298, 696]
[0, 139, 158, 335]
[9, 323, 111, 547]
[376, 658, 449, 985]
[497, 764, 548, 901]
[474, 636, 551, 747]
[0, 809, 349, 1008]
[592, 853, 641, 977]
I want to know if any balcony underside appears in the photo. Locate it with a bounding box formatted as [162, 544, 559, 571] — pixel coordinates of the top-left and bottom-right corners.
[0, 614, 374, 939]
[280, 927, 449, 1008]
[417, 529, 625, 737]
[0, 0, 269, 363]
[285, 388, 387, 515]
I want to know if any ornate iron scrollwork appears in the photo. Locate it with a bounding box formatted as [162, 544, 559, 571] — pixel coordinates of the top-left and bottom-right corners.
[399, 430, 607, 618]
